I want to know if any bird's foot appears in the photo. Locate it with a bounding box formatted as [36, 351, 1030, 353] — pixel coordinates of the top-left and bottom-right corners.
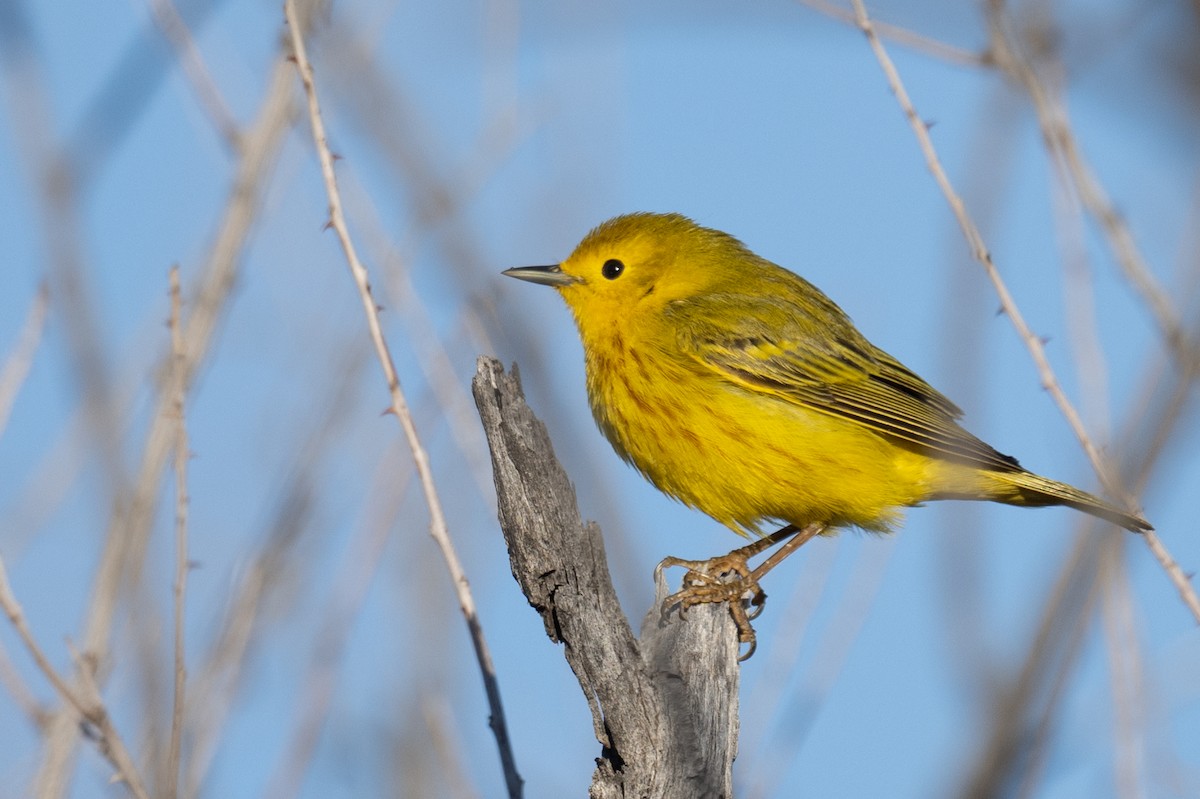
[655, 551, 767, 661]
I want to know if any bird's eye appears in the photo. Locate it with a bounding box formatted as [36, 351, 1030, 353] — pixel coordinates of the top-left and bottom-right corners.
[601, 259, 625, 280]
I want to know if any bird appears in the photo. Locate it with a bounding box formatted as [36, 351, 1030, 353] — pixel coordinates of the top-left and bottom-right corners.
[504, 212, 1150, 657]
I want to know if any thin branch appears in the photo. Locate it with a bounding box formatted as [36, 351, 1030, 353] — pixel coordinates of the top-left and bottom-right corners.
[166, 266, 190, 799]
[1100, 553, 1146, 799]
[146, 0, 241, 149]
[0, 284, 49, 440]
[1048, 113, 1145, 798]
[352, 175, 499, 505]
[1049, 144, 1111, 438]
[984, 2, 1193, 366]
[963, 276, 1200, 795]
[1138, 530, 1200, 620]
[0, 557, 150, 799]
[1013, 541, 1105, 799]
[958, 529, 1105, 798]
[0, 563, 90, 722]
[0, 641, 46, 729]
[36, 40, 299, 792]
[847, 0, 1200, 624]
[182, 325, 372, 796]
[797, 0, 986, 66]
[421, 698, 484, 799]
[848, 0, 1104, 482]
[265, 452, 411, 799]
[744, 537, 896, 799]
[281, 4, 523, 796]
[741, 537, 839, 781]
[4, 13, 130, 788]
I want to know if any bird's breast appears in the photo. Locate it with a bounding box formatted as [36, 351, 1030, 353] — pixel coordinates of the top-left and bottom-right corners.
[580, 326, 935, 534]
[582, 327, 777, 528]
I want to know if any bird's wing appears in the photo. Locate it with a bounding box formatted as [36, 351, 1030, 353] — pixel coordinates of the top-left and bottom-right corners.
[668, 291, 1022, 473]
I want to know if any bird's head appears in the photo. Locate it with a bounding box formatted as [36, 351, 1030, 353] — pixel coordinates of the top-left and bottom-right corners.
[504, 212, 751, 337]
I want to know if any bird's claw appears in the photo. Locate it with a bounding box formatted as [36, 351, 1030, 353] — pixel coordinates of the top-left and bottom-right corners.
[656, 553, 767, 661]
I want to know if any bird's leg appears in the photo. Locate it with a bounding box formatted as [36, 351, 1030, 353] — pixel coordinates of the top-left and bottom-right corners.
[656, 525, 798, 611]
[656, 522, 825, 660]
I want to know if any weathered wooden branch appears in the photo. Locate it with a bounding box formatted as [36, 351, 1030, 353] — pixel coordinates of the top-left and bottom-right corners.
[472, 356, 739, 799]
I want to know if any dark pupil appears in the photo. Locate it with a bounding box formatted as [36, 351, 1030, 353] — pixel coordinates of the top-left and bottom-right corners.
[602, 259, 624, 279]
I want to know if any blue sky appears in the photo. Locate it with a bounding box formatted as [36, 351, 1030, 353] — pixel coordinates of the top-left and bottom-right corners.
[1, 1, 1197, 797]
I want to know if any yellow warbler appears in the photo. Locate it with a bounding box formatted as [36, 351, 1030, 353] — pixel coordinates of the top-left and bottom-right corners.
[505, 212, 1149, 647]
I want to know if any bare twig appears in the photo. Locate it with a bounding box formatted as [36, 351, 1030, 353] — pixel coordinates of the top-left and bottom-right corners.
[0, 284, 48, 440]
[1100, 553, 1146, 799]
[963, 296, 1200, 796]
[741, 537, 839, 778]
[281, 5, 522, 796]
[797, 0, 986, 66]
[1049, 150, 1111, 437]
[0, 641, 46, 729]
[314, 14, 651, 609]
[4, 11, 134, 792]
[0, 349, 143, 559]
[36, 41, 299, 793]
[0, 563, 87, 721]
[265, 452, 412, 799]
[800, 0, 1187, 379]
[166, 266, 190, 799]
[848, 0, 1106, 481]
[1137, 530, 1200, 620]
[1047, 117, 1145, 798]
[984, 2, 1192, 365]
[0, 557, 150, 799]
[182, 325, 372, 796]
[353, 181, 499, 504]
[1013, 541, 1105, 799]
[421, 698, 484, 799]
[847, 0, 1200, 624]
[146, 0, 241, 148]
[757, 536, 895, 799]
[958, 529, 1104, 798]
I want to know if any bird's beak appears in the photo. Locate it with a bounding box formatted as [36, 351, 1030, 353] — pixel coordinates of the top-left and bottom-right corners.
[502, 264, 581, 287]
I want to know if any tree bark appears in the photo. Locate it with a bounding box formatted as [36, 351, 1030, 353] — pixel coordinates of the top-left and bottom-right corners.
[472, 356, 739, 799]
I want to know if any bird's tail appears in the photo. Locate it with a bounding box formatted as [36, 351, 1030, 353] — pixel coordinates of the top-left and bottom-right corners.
[987, 470, 1151, 532]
